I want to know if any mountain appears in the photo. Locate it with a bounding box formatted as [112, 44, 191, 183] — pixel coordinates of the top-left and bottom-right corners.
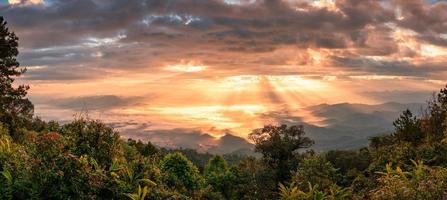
[207, 134, 254, 155]
[118, 127, 254, 155]
[303, 102, 425, 150]
[120, 102, 425, 153]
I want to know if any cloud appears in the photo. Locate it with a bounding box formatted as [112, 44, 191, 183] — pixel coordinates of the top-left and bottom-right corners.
[396, 0, 447, 34]
[0, 0, 402, 79]
[1, 0, 445, 81]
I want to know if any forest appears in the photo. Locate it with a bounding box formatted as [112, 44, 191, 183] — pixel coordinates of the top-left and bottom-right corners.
[2, 16, 447, 200]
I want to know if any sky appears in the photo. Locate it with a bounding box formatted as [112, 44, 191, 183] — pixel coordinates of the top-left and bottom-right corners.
[1, 0, 446, 139]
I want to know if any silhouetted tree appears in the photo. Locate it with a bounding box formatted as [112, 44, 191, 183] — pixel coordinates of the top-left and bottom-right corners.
[0, 17, 33, 140]
[393, 109, 423, 144]
[249, 124, 313, 184]
[422, 87, 447, 141]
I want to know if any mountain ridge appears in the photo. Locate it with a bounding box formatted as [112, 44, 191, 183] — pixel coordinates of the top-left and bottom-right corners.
[126, 101, 425, 154]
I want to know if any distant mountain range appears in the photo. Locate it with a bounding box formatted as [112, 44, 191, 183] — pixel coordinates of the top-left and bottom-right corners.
[124, 102, 425, 154]
[302, 102, 425, 150]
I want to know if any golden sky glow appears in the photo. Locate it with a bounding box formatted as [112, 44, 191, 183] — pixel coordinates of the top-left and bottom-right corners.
[3, 0, 447, 140]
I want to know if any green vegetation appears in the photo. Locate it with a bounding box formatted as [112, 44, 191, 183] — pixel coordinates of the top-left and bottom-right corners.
[2, 17, 447, 199]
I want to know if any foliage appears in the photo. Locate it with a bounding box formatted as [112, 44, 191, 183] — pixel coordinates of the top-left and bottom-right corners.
[204, 155, 228, 175]
[0, 169, 13, 199]
[25, 132, 105, 199]
[278, 182, 349, 200]
[293, 154, 339, 192]
[0, 17, 34, 140]
[371, 160, 447, 200]
[162, 148, 214, 171]
[279, 182, 350, 200]
[204, 155, 235, 199]
[230, 156, 277, 199]
[124, 184, 155, 200]
[159, 152, 204, 195]
[392, 109, 423, 144]
[126, 139, 159, 157]
[61, 118, 122, 167]
[279, 182, 303, 200]
[249, 124, 313, 183]
[326, 148, 370, 186]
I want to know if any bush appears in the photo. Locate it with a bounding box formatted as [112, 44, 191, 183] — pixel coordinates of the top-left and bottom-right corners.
[371, 160, 447, 200]
[61, 118, 122, 167]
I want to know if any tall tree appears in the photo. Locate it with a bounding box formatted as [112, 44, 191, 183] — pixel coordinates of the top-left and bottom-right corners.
[204, 156, 235, 199]
[421, 86, 447, 141]
[0, 17, 33, 138]
[393, 109, 423, 144]
[160, 152, 204, 195]
[249, 124, 314, 183]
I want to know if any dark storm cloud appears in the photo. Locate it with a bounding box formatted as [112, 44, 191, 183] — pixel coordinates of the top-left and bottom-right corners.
[1, 0, 446, 81]
[396, 0, 447, 34]
[2, 0, 394, 48]
[1, 0, 148, 48]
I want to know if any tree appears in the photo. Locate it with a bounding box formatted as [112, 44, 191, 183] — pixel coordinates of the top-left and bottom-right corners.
[292, 154, 339, 192]
[326, 148, 371, 186]
[249, 124, 313, 183]
[61, 118, 122, 167]
[204, 155, 228, 175]
[369, 135, 393, 150]
[159, 152, 203, 195]
[204, 156, 234, 199]
[392, 109, 423, 144]
[230, 157, 277, 199]
[126, 139, 159, 157]
[422, 87, 447, 141]
[0, 17, 33, 140]
[26, 132, 105, 199]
